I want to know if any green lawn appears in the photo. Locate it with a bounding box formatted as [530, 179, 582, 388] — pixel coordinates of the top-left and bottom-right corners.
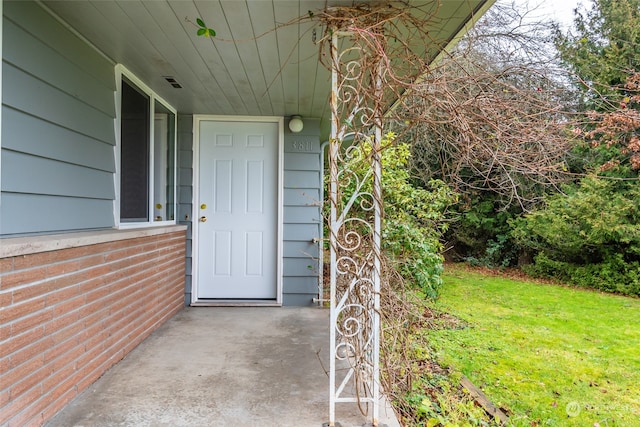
[427, 265, 640, 426]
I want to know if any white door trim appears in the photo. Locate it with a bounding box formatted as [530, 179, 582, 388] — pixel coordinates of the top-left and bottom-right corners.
[191, 115, 284, 306]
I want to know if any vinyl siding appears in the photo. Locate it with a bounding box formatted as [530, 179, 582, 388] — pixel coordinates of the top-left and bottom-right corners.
[177, 114, 194, 305]
[282, 118, 323, 306]
[1, 1, 116, 236]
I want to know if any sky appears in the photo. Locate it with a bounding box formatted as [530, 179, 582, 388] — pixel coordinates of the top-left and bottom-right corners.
[523, 0, 583, 28]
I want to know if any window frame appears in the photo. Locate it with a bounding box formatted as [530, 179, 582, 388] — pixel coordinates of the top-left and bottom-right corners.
[114, 65, 177, 228]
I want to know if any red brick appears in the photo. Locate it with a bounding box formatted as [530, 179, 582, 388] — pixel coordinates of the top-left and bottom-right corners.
[79, 349, 111, 378]
[44, 310, 80, 337]
[96, 290, 127, 313]
[0, 230, 187, 425]
[103, 246, 140, 263]
[103, 319, 137, 351]
[46, 254, 105, 277]
[40, 367, 84, 410]
[8, 406, 45, 427]
[44, 284, 80, 307]
[81, 305, 108, 329]
[9, 364, 53, 401]
[102, 313, 129, 341]
[107, 270, 133, 290]
[10, 308, 54, 336]
[3, 327, 45, 357]
[82, 285, 111, 306]
[107, 257, 135, 273]
[49, 320, 84, 346]
[49, 266, 109, 295]
[40, 387, 77, 424]
[50, 295, 83, 317]
[124, 330, 150, 354]
[8, 335, 52, 369]
[125, 253, 153, 269]
[129, 267, 152, 284]
[77, 275, 107, 296]
[76, 349, 122, 394]
[106, 291, 134, 316]
[1, 356, 44, 398]
[43, 336, 83, 365]
[102, 238, 141, 253]
[0, 267, 48, 291]
[11, 280, 56, 304]
[47, 245, 100, 264]
[0, 389, 9, 408]
[79, 320, 106, 348]
[76, 365, 108, 393]
[41, 361, 78, 395]
[48, 341, 85, 374]
[82, 328, 108, 354]
[0, 289, 11, 307]
[0, 257, 14, 274]
[86, 263, 111, 280]
[0, 323, 11, 341]
[12, 252, 54, 271]
[49, 376, 80, 404]
[75, 345, 104, 373]
[3, 385, 44, 427]
[2, 297, 46, 324]
[0, 354, 9, 373]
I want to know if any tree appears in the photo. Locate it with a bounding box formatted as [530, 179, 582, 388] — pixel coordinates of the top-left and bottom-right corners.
[583, 73, 640, 174]
[386, 1, 581, 265]
[511, 1, 640, 294]
[555, 0, 640, 110]
[398, 0, 576, 211]
[511, 175, 640, 295]
[555, 0, 640, 176]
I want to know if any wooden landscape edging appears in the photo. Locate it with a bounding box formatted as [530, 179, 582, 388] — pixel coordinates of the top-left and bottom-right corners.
[460, 375, 509, 425]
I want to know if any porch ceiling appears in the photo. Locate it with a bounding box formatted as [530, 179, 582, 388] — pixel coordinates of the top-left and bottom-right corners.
[42, 0, 493, 136]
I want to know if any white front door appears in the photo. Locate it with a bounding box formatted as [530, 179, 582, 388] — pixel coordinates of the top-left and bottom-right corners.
[196, 119, 279, 300]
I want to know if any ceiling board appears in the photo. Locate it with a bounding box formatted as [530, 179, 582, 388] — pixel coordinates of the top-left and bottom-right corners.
[220, 1, 273, 115]
[192, 1, 251, 115]
[246, 1, 283, 115]
[273, 1, 303, 115]
[141, 1, 231, 112]
[40, 0, 495, 139]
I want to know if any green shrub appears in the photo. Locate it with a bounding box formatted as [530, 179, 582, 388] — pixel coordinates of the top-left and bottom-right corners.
[333, 133, 457, 297]
[525, 253, 640, 296]
[444, 198, 521, 268]
[511, 176, 640, 264]
[514, 177, 640, 296]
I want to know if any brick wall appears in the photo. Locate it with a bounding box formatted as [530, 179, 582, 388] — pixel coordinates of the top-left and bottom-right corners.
[0, 227, 186, 426]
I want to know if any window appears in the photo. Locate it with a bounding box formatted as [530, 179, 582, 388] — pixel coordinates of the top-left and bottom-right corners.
[117, 67, 176, 226]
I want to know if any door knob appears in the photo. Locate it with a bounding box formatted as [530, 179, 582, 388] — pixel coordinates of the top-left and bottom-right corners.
[200, 216, 207, 222]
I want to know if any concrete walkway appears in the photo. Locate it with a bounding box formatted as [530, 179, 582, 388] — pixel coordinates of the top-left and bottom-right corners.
[46, 307, 401, 427]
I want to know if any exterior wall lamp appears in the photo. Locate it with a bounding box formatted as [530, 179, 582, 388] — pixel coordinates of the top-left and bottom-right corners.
[288, 115, 304, 133]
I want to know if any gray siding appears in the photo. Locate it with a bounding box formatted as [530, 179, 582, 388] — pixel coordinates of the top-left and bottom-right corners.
[178, 115, 194, 305]
[1, 1, 116, 236]
[282, 118, 323, 306]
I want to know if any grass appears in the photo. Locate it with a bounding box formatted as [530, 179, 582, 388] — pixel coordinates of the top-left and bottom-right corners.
[425, 264, 640, 427]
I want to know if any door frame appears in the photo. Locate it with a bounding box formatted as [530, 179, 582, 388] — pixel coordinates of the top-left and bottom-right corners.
[191, 115, 284, 306]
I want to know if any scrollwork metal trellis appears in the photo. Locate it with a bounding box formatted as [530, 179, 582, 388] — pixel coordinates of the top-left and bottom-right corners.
[328, 30, 385, 426]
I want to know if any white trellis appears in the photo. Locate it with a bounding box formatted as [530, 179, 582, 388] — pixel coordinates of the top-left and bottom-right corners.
[328, 29, 385, 426]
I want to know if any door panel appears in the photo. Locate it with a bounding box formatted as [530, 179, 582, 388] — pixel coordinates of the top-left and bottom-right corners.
[197, 120, 278, 299]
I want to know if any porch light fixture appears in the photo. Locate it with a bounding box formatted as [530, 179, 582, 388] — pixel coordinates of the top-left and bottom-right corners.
[288, 115, 304, 133]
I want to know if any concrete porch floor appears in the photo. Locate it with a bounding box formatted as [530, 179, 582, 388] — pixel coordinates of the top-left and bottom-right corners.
[46, 307, 401, 427]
